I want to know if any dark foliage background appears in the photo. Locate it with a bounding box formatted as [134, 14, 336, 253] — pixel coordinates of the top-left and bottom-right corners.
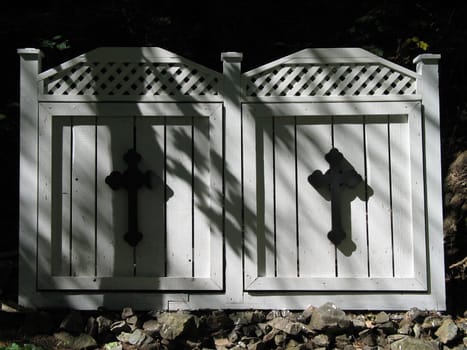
[0, 0, 465, 312]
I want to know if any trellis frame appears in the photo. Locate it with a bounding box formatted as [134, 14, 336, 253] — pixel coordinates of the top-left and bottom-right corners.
[18, 47, 444, 310]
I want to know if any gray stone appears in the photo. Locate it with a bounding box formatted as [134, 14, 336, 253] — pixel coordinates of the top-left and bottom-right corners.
[300, 305, 315, 322]
[421, 315, 443, 330]
[96, 315, 113, 335]
[285, 339, 305, 350]
[207, 310, 233, 330]
[334, 334, 351, 349]
[406, 308, 428, 323]
[116, 331, 131, 343]
[103, 341, 123, 350]
[375, 311, 390, 324]
[214, 337, 233, 348]
[378, 321, 397, 334]
[309, 302, 350, 331]
[110, 320, 131, 334]
[312, 334, 329, 347]
[262, 329, 278, 343]
[54, 331, 98, 349]
[435, 318, 459, 344]
[413, 323, 421, 338]
[247, 340, 266, 350]
[268, 317, 304, 335]
[121, 307, 134, 320]
[352, 314, 367, 329]
[157, 312, 197, 340]
[60, 311, 84, 334]
[128, 329, 153, 346]
[228, 329, 241, 343]
[142, 319, 160, 332]
[85, 316, 97, 337]
[126, 315, 139, 331]
[274, 332, 287, 345]
[398, 318, 412, 335]
[359, 329, 376, 347]
[390, 336, 438, 350]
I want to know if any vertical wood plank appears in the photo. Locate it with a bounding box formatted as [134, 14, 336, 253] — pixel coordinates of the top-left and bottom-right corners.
[334, 116, 368, 278]
[37, 106, 53, 285]
[296, 118, 335, 277]
[51, 117, 72, 276]
[71, 118, 96, 276]
[136, 117, 167, 277]
[255, 116, 275, 277]
[96, 117, 134, 277]
[193, 116, 211, 278]
[165, 117, 193, 277]
[390, 116, 413, 277]
[243, 106, 259, 287]
[274, 117, 298, 277]
[365, 116, 393, 277]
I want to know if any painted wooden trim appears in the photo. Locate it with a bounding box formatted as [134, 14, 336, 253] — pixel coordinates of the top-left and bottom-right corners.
[17, 49, 42, 306]
[241, 95, 422, 103]
[38, 276, 222, 291]
[243, 101, 421, 117]
[221, 52, 244, 304]
[245, 277, 426, 291]
[415, 55, 445, 309]
[38, 95, 223, 103]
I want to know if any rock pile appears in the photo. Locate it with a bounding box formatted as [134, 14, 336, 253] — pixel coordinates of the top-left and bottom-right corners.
[1, 302, 467, 350]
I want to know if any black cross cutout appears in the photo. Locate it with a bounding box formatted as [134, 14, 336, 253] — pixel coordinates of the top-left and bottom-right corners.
[105, 148, 151, 247]
[308, 148, 363, 246]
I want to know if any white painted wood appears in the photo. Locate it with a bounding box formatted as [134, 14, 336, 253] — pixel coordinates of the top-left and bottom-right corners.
[38, 47, 221, 82]
[390, 116, 413, 278]
[193, 116, 211, 278]
[22, 47, 445, 310]
[136, 117, 166, 277]
[96, 117, 134, 277]
[208, 105, 224, 289]
[245, 276, 426, 291]
[365, 116, 393, 277]
[51, 117, 72, 276]
[414, 54, 445, 306]
[18, 49, 43, 304]
[71, 118, 96, 277]
[296, 118, 335, 277]
[221, 52, 244, 304]
[40, 276, 222, 291]
[243, 95, 422, 103]
[37, 105, 53, 287]
[165, 117, 193, 277]
[407, 102, 428, 288]
[255, 116, 275, 277]
[243, 48, 419, 80]
[333, 116, 368, 278]
[274, 117, 298, 277]
[243, 104, 260, 288]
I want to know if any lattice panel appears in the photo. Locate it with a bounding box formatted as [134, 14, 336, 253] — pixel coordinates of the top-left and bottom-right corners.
[45, 62, 220, 96]
[244, 64, 417, 97]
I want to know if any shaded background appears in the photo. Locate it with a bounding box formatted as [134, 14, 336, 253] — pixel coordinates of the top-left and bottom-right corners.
[1, 0, 465, 312]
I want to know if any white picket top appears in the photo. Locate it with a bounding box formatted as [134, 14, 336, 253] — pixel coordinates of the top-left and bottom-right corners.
[18, 47, 445, 310]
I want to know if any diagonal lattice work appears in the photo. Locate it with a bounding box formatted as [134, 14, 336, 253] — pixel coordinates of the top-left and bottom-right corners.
[243, 63, 417, 97]
[44, 62, 221, 96]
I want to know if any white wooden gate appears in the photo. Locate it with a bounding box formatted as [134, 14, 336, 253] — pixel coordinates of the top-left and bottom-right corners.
[18, 47, 445, 310]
